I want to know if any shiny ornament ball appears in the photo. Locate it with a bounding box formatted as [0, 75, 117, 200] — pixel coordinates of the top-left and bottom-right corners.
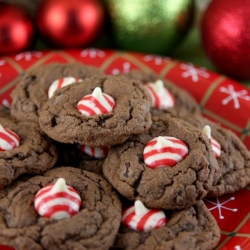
[36, 0, 104, 47]
[201, 0, 250, 80]
[0, 3, 34, 54]
[105, 0, 194, 54]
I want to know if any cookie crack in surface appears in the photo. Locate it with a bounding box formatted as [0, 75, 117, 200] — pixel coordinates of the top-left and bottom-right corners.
[23, 84, 31, 100]
[124, 162, 130, 178]
[134, 171, 144, 197]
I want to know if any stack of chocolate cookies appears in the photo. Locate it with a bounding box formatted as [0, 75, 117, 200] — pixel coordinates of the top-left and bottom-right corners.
[0, 62, 249, 250]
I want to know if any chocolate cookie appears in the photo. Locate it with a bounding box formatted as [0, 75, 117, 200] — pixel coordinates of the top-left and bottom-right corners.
[39, 75, 152, 147]
[122, 70, 201, 118]
[103, 116, 219, 210]
[10, 62, 103, 123]
[0, 116, 58, 186]
[182, 115, 250, 197]
[114, 200, 220, 250]
[0, 105, 10, 118]
[0, 167, 122, 250]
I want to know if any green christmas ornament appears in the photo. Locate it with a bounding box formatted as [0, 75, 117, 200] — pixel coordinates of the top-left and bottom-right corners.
[105, 0, 194, 54]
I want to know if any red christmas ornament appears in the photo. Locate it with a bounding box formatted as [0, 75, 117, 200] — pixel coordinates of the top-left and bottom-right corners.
[36, 0, 104, 48]
[201, 0, 250, 80]
[0, 3, 34, 55]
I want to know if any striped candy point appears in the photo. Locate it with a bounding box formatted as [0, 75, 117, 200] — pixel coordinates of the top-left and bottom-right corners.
[202, 125, 221, 158]
[122, 200, 167, 232]
[143, 136, 189, 168]
[78, 144, 109, 159]
[48, 77, 83, 98]
[145, 79, 175, 110]
[34, 178, 81, 220]
[0, 124, 20, 151]
[77, 87, 115, 116]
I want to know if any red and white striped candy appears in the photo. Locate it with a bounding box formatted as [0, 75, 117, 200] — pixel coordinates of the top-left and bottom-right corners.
[78, 144, 109, 159]
[77, 87, 115, 116]
[0, 124, 20, 151]
[48, 77, 83, 98]
[34, 178, 81, 220]
[202, 125, 221, 158]
[145, 80, 175, 110]
[122, 200, 166, 232]
[143, 136, 189, 168]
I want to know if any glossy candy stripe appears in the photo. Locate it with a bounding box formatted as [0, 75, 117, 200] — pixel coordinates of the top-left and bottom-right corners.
[77, 87, 115, 116]
[202, 125, 221, 158]
[122, 200, 166, 232]
[0, 124, 20, 151]
[211, 138, 221, 158]
[78, 144, 109, 159]
[143, 136, 188, 168]
[145, 80, 175, 110]
[48, 77, 83, 98]
[34, 178, 81, 220]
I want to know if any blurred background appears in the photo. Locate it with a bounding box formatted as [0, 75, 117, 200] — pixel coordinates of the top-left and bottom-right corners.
[0, 0, 249, 86]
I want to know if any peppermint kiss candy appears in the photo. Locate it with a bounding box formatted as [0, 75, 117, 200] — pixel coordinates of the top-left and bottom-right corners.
[77, 87, 115, 116]
[34, 178, 81, 220]
[48, 77, 83, 98]
[202, 125, 221, 158]
[122, 200, 166, 232]
[78, 144, 109, 159]
[143, 136, 189, 168]
[145, 80, 175, 110]
[0, 124, 20, 151]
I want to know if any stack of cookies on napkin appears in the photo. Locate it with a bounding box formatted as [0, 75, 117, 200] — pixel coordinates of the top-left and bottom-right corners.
[0, 62, 249, 250]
